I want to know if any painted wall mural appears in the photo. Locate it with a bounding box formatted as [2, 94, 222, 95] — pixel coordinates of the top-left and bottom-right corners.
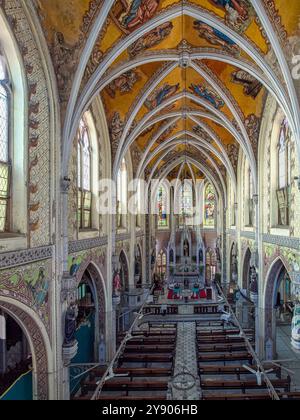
[145, 83, 180, 110]
[263, 244, 300, 278]
[193, 20, 240, 55]
[111, 0, 160, 33]
[231, 70, 263, 99]
[0, 261, 52, 334]
[204, 183, 216, 227]
[209, 0, 254, 33]
[128, 22, 173, 57]
[106, 70, 141, 98]
[189, 83, 225, 110]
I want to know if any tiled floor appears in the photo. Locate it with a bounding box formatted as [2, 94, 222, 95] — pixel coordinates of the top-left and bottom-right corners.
[276, 325, 300, 391]
[171, 322, 201, 400]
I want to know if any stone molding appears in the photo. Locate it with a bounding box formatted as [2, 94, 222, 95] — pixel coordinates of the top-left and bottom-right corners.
[69, 236, 108, 254]
[262, 234, 300, 250]
[0, 245, 53, 270]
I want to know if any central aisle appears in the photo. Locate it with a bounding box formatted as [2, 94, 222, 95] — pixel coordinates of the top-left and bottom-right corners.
[170, 322, 201, 400]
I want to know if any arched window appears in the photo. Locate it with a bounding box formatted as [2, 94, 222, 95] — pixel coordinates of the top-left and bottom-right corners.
[117, 158, 128, 228]
[77, 117, 92, 229]
[179, 181, 193, 226]
[157, 250, 167, 277]
[157, 185, 168, 228]
[0, 57, 10, 233]
[277, 118, 290, 226]
[206, 249, 216, 284]
[204, 184, 216, 228]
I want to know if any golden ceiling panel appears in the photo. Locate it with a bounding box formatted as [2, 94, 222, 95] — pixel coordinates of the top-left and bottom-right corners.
[35, 0, 93, 44]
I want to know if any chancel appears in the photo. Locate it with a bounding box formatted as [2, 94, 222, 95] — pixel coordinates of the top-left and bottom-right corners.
[0, 0, 300, 401]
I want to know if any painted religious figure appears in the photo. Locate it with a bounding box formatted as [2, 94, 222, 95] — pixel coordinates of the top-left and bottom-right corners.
[106, 70, 140, 98]
[64, 303, 78, 346]
[189, 83, 225, 110]
[29, 267, 49, 308]
[209, 0, 254, 33]
[231, 70, 263, 98]
[204, 184, 216, 227]
[145, 83, 180, 110]
[193, 21, 240, 55]
[113, 270, 122, 297]
[128, 22, 173, 58]
[112, 0, 160, 32]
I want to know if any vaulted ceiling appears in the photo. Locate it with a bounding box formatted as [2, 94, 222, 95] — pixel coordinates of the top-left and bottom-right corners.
[34, 0, 300, 199]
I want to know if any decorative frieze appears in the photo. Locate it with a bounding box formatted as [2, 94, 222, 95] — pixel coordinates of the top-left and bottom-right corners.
[0, 245, 53, 269]
[241, 231, 255, 240]
[116, 233, 131, 242]
[68, 236, 108, 254]
[262, 234, 300, 250]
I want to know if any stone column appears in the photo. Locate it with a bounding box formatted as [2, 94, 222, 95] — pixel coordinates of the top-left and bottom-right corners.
[291, 273, 300, 351]
[252, 193, 262, 356]
[61, 274, 79, 400]
[222, 206, 227, 285]
[0, 311, 6, 375]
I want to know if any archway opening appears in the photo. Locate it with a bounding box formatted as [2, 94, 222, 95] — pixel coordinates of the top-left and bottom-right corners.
[134, 245, 142, 289]
[156, 250, 167, 280]
[205, 248, 216, 287]
[71, 270, 96, 366]
[242, 248, 252, 293]
[230, 243, 238, 289]
[265, 259, 293, 360]
[0, 310, 32, 401]
[116, 251, 130, 342]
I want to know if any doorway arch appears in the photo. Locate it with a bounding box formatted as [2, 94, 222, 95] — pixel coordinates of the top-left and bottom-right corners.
[134, 245, 143, 289]
[230, 242, 238, 285]
[242, 248, 252, 292]
[119, 250, 129, 292]
[0, 299, 51, 400]
[264, 257, 293, 359]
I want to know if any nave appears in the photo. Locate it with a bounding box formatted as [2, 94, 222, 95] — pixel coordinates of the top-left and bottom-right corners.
[72, 281, 300, 401]
[0, 0, 300, 401]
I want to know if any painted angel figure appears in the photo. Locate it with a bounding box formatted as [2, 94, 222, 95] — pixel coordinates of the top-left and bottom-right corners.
[194, 20, 240, 54]
[121, 0, 160, 31]
[128, 22, 173, 57]
[190, 83, 225, 110]
[145, 83, 180, 110]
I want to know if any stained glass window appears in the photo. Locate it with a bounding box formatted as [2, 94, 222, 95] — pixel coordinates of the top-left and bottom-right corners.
[77, 118, 92, 229]
[0, 57, 10, 233]
[204, 183, 215, 227]
[157, 250, 167, 276]
[180, 182, 193, 217]
[157, 185, 168, 228]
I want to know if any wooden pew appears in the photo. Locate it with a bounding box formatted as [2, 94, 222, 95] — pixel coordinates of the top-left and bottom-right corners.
[90, 367, 172, 379]
[198, 343, 247, 352]
[198, 352, 253, 363]
[201, 377, 291, 392]
[119, 354, 173, 363]
[199, 364, 281, 378]
[124, 345, 173, 353]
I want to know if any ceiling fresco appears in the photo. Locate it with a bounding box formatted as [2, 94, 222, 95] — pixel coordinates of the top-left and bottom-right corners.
[33, 0, 300, 195]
